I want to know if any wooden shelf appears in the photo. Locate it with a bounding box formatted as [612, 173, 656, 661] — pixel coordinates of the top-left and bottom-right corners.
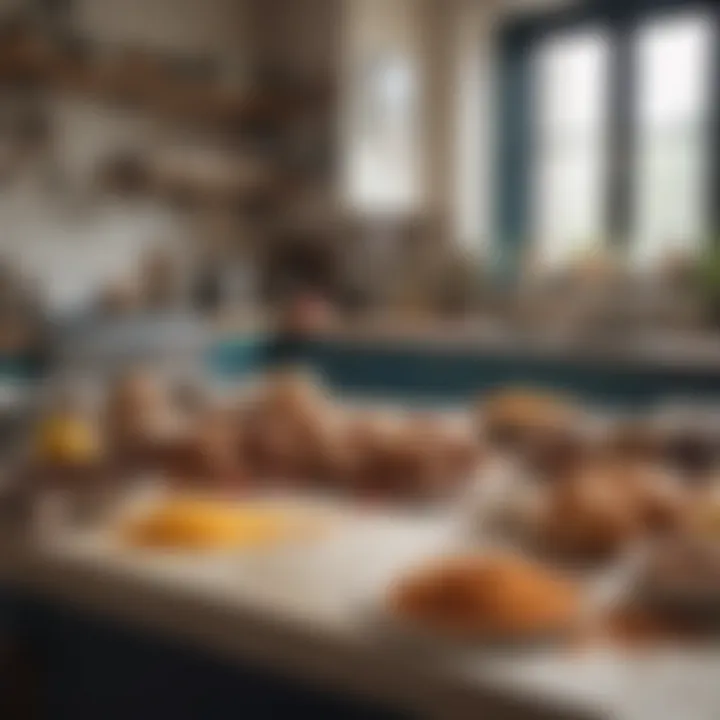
[0, 24, 334, 212]
[0, 36, 331, 129]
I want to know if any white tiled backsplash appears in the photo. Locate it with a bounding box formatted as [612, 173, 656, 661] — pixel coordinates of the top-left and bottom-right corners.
[0, 187, 182, 315]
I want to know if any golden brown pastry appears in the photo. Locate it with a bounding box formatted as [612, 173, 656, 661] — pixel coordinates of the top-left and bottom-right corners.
[521, 426, 593, 482]
[238, 372, 480, 499]
[256, 368, 328, 420]
[342, 411, 406, 498]
[239, 369, 337, 483]
[345, 413, 431, 500]
[615, 462, 689, 536]
[106, 369, 165, 435]
[344, 412, 482, 502]
[240, 414, 305, 480]
[441, 420, 484, 485]
[479, 388, 581, 451]
[105, 368, 180, 472]
[157, 409, 247, 491]
[637, 537, 720, 625]
[533, 458, 688, 563]
[392, 415, 451, 499]
[533, 465, 641, 563]
[389, 553, 581, 638]
[686, 483, 720, 540]
[604, 421, 663, 464]
[299, 405, 356, 485]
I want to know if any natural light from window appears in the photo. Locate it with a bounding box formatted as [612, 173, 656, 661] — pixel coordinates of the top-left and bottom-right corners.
[532, 30, 609, 269]
[632, 13, 713, 266]
[343, 0, 421, 214]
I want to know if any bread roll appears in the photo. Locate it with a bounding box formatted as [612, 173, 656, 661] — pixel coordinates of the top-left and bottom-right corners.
[535, 468, 640, 563]
[159, 409, 246, 490]
[479, 388, 581, 452]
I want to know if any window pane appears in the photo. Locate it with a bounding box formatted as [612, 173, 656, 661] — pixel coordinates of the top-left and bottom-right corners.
[342, 0, 422, 213]
[532, 31, 609, 268]
[632, 14, 713, 265]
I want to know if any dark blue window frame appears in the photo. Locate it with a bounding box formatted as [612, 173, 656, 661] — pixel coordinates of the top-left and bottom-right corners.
[495, 0, 720, 277]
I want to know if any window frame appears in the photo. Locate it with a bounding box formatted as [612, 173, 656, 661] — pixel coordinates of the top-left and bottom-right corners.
[496, 0, 720, 276]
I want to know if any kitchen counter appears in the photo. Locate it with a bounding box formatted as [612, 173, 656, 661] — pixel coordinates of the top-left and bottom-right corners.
[266, 320, 720, 374]
[0, 505, 717, 720]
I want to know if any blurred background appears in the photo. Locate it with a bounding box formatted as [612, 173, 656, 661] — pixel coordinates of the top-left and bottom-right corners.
[0, 0, 717, 359]
[1, 3, 720, 718]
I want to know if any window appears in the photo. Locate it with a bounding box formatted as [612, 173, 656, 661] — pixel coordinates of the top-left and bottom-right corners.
[531, 31, 609, 268]
[343, 0, 421, 214]
[632, 14, 713, 265]
[350, 54, 419, 211]
[507, 8, 718, 269]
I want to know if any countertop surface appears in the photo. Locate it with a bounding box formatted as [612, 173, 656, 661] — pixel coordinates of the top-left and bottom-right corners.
[0, 499, 718, 720]
[275, 322, 720, 372]
[206, 313, 720, 374]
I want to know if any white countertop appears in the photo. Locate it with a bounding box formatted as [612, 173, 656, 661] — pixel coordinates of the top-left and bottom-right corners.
[0, 502, 718, 720]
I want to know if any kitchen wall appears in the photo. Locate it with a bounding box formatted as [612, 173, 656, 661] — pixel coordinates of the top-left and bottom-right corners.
[248, 0, 339, 83]
[72, 0, 249, 64]
[56, 0, 251, 192]
[0, 0, 252, 314]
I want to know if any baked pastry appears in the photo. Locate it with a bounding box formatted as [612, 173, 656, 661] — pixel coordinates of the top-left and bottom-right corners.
[616, 462, 689, 536]
[106, 369, 165, 434]
[603, 421, 663, 464]
[533, 464, 641, 563]
[343, 410, 407, 498]
[636, 537, 720, 628]
[388, 552, 581, 639]
[169, 377, 210, 415]
[479, 388, 581, 452]
[105, 369, 181, 473]
[255, 368, 328, 420]
[441, 419, 484, 484]
[521, 426, 593, 482]
[687, 484, 720, 539]
[157, 409, 246, 490]
[400, 418, 450, 499]
[533, 457, 688, 563]
[299, 405, 356, 485]
[240, 413, 305, 480]
[239, 369, 338, 483]
[345, 412, 466, 501]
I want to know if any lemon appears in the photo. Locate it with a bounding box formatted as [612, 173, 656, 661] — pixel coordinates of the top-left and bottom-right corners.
[36, 414, 101, 465]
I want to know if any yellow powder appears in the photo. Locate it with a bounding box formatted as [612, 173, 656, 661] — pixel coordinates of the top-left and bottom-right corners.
[122, 497, 323, 551]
